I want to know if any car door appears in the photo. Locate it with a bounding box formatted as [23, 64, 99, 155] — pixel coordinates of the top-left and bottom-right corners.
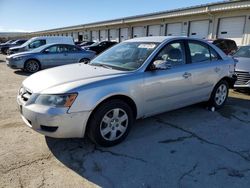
[143, 40, 196, 116]
[65, 45, 83, 63]
[38, 45, 65, 68]
[185, 40, 223, 101]
[55, 45, 74, 65]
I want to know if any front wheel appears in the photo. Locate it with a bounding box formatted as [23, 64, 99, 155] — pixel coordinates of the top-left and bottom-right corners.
[87, 99, 134, 147]
[208, 80, 229, 109]
[24, 59, 40, 73]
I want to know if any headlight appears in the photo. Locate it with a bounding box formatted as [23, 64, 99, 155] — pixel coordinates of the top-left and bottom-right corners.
[35, 93, 77, 107]
[13, 56, 23, 61]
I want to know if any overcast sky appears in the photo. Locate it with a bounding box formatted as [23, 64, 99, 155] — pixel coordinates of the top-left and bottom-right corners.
[0, 0, 222, 32]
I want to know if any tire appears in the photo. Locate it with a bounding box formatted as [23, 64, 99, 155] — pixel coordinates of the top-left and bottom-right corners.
[24, 59, 40, 73]
[79, 58, 90, 64]
[3, 48, 8, 55]
[87, 99, 134, 147]
[208, 80, 229, 109]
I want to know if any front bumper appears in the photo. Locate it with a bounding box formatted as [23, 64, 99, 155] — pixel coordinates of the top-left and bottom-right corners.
[234, 83, 250, 89]
[6, 58, 25, 69]
[17, 95, 92, 138]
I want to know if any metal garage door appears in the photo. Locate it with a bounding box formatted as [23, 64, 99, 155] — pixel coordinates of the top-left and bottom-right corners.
[218, 17, 245, 45]
[100, 30, 107, 41]
[120, 28, 129, 42]
[166, 23, 182, 36]
[72, 32, 78, 41]
[133, 26, 145, 38]
[91, 31, 99, 42]
[148, 25, 161, 36]
[189, 20, 210, 39]
[109, 29, 119, 42]
[83, 31, 91, 41]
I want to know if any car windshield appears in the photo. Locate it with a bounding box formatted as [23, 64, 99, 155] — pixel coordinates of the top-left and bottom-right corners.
[89, 42, 100, 46]
[90, 42, 159, 71]
[233, 46, 250, 58]
[18, 38, 34, 48]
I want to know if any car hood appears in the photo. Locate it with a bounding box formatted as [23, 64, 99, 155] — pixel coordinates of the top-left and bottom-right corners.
[9, 46, 23, 50]
[8, 51, 35, 58]
[22, 63, 128, 93]
[234, 57, 250, 72]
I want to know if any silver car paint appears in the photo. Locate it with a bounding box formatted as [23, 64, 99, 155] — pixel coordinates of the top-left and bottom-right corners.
[17, 36, 235, 138]
[233, 45, 250, 88]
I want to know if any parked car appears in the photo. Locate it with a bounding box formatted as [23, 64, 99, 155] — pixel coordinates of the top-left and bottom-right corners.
[0, 40, 16, 47]
[83, 41, 117, 54]
[233, 45, 250, 89]
[74, 41, 82, 46]
[17, 36, 236, 146]
[8, 36, 74, 55]
[79, 41, 95, 47]
[207, 39, 238, 55]
[0, 39, 27, 54]
[6, 43, 95, 72]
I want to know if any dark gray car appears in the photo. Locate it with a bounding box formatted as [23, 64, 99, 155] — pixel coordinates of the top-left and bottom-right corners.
[6, 43, 96, 72]
[233, 45, 250, 89]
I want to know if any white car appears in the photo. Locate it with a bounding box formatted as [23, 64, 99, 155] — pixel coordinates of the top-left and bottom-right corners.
[17, 36, 236, 146]
[8, 36, 74, 54]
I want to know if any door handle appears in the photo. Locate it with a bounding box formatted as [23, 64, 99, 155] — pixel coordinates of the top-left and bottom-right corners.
[183, 72, 192, 79]
[214, 67, 221, 73]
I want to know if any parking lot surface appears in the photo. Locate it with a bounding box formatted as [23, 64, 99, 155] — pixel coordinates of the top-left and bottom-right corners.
[0, 54, 250, 188]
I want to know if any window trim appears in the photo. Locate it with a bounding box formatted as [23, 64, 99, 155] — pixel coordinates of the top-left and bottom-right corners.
[186, 39, 222, 64]
[146, 39, 187, 71]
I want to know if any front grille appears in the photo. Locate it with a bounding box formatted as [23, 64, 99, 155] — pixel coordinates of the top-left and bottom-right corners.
[235, 71, 250, 85]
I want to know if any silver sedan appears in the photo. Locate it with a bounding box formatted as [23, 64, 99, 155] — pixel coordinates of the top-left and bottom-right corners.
[6, 43, 96, 72]
[17, 36, 236, 146]
[233, 45, 250, 89]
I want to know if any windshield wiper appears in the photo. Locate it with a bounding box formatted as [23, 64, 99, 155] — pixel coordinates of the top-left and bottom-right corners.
[91, 63, 113, 69]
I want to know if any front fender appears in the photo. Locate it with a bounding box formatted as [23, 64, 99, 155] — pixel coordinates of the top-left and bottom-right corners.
[68, 76, 144, 117]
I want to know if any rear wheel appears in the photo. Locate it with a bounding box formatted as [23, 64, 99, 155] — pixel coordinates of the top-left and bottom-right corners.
[24, 59, 40, 73]
[79, 58, 90, 64]
[208, 80, 229, 109]
[87, 99, 134, 147]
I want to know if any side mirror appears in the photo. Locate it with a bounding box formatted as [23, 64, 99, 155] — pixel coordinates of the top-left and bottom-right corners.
[150, 60, 172, 71]
[43, 49, 49, 53]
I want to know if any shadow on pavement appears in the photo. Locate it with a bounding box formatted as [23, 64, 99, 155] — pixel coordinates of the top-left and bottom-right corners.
[45, 95, 250, 187]
[14, 70, 32, 76]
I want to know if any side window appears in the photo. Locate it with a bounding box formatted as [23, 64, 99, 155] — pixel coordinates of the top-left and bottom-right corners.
[57, 45, 69, 53]
[153, 42, 185, 67]
[67, 45, 80, 52]
[210, 47, 221, 61]
[45, 45, 58, 53]
[29, 40, 46, 49]
[188, 42, 210, 63]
